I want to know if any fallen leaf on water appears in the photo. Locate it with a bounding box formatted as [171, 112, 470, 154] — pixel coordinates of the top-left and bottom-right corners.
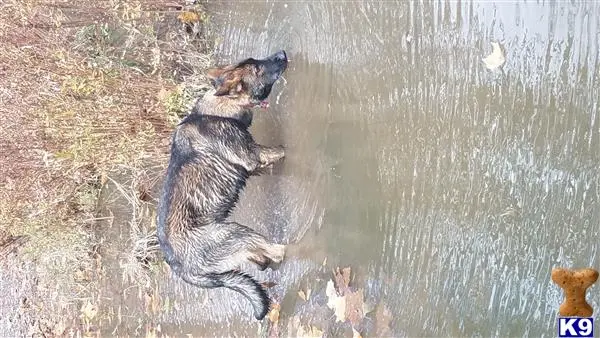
[374, 302, 393, 337]
[268, 303, 281, 323]
[261, 281, 277, 288]
[345, 289, 365, 327]
[326, 279, 346, 322]
[297, 325, 324, 338]
[298, 290, 307, 301]
[298, 287, 312, 301]
[482, 41, 506, 70]
[326, 267, 367, 326]
[333, 267, 352, 294]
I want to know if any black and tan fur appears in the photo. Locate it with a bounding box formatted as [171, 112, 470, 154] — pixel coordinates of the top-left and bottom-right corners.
[157, 51, 288, 320]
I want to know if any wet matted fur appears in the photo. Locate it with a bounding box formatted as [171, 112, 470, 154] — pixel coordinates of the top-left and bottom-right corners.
[157, 51, 289, 320]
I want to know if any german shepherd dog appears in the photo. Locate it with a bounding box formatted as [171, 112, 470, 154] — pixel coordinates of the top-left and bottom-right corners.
[157, 50, 289, 320]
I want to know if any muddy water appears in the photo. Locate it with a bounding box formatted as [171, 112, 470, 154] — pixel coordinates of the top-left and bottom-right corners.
[164, 0, 600, 336]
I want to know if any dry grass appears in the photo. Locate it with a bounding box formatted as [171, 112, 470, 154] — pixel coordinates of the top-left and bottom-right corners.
[0, 0, 215, 335]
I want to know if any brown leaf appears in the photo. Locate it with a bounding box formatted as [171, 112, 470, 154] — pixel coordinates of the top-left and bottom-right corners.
[333, 267, 352, 295]
[374, 302, 393, 337]
[345, 289, 365, 327]
[298, 287, 312, 301]
[261, 281, 277, 288]
[328, 267, 367, 326]
[177, 11, 200, 24]
[268, 303, 281, 338]
[268, 303, 281, 323]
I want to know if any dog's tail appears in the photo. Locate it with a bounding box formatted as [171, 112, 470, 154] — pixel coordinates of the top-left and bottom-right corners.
[180, 270, 270, 320]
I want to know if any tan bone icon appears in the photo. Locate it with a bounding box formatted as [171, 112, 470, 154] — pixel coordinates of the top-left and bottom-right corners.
[552, 267, 598, 317]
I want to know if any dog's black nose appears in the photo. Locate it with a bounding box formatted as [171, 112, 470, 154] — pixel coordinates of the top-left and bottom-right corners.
[271, 50, 287, 62]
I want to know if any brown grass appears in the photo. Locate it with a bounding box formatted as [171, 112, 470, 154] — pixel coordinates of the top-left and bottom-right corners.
[0, 0, 214, 335]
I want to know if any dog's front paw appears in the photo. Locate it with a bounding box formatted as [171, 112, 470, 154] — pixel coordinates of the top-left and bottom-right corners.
[265, 244, 285, 264]
[259, 146, 285, 166]
[273, 145, 285, 160]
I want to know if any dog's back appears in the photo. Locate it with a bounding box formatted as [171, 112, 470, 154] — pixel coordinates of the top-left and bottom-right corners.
[160, 115, 250, 225]
[157, 51, 288, 320]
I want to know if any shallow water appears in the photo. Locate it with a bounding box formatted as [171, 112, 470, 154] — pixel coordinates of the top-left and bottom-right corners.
[169, 0, 600, 336]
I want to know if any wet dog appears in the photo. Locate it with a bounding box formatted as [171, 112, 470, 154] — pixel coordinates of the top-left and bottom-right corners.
[157, 51, 288, 320]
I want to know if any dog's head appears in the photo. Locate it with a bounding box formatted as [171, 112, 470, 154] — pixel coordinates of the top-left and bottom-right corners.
[207, 50, 288, 107]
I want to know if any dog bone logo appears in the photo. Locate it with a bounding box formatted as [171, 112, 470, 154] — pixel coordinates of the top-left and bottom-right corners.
[552, 267, 599, 317]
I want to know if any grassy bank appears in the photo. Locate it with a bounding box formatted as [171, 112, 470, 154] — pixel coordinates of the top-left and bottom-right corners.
[0, 0, 214, 335]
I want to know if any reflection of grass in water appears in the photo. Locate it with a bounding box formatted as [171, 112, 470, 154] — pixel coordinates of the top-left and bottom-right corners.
[0, 0, 213, 335]
[106, 172, 162, 286]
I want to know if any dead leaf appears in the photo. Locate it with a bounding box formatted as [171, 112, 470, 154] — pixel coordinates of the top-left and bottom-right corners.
[345, 289, 365, 327]
[268, 303, 280, 323]
[268, 303, 281, 338]
[298, 287, 312, 301]
[482, 41, 505, 70]
[327, 267, 367, 327]
[177, 11, 200, 24]
[100, 171, 108, 186]
[292, 317, 323, 338]
[374, 303, 393, 337]
[333, 267, 352, 295]
[261, 281, 277, 288]
[297, 325, 324, 338]
[326, 280, 346, 322]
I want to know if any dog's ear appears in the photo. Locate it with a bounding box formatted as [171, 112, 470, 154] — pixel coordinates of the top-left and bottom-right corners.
[207, 68, 224, 82]
[212, 74, 244, 97]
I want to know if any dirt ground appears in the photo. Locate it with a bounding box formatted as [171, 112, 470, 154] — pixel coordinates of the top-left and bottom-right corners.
[0, 1, 215, 336]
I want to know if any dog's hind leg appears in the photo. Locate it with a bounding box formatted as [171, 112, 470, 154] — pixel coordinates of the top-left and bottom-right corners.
[208, 222, 286, 271]
[248, 242, 286, 270]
